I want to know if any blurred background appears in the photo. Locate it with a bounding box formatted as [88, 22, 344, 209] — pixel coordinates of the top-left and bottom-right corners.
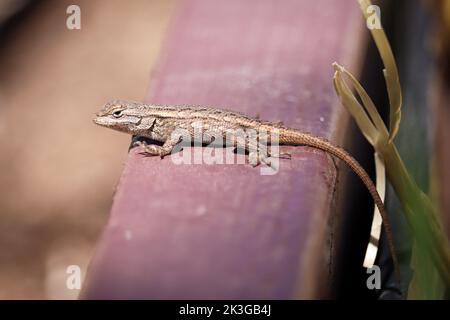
[0, 0, 175, 299]
[0, 0, 449, 299]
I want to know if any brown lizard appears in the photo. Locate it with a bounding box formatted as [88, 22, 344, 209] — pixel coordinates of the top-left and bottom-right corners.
[93, 99, 400, 281]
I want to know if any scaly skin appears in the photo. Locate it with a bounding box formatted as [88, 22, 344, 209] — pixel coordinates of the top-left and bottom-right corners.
[94, 99, 400, 282]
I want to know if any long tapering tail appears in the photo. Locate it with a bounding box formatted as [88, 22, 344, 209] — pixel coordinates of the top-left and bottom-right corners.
[277, 128, 400, 283]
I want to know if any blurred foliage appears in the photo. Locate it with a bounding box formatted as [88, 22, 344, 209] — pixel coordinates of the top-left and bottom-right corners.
[333, 0, 450, 299]
[428, 0, 450, 81]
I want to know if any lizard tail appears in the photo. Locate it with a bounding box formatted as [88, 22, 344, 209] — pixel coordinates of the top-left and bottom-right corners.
[279, 129, 401, 284]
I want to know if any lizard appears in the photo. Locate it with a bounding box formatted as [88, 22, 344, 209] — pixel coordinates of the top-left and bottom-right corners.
[93, 99, 400, 282]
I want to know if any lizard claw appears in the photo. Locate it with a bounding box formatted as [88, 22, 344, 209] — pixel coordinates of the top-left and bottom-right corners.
[272, 151, 291, 160]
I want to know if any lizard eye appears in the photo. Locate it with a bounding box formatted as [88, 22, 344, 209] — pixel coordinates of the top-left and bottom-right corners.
[112, 110, 123, 118]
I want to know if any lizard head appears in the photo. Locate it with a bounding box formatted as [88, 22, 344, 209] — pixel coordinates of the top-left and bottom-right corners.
[93, 100, 151, 134]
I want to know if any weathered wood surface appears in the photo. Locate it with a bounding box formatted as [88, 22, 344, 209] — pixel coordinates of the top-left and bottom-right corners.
[82, 0, 364, 299]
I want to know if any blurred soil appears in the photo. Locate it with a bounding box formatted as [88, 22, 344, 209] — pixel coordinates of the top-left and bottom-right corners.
[0, 0, 175, 299]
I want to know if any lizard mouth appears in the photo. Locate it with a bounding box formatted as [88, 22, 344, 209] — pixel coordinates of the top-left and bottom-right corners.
[93, 116, 107, 126]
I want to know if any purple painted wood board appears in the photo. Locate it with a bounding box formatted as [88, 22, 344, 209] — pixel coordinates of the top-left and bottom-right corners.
[82, 0, 363, 299]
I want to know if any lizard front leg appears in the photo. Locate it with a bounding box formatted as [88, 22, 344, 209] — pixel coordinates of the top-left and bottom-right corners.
[137, 135, 181, 158]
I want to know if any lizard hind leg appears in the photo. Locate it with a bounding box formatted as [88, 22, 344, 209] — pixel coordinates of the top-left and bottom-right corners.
[248, 143, 276, 168]
[248, 150, 272, 167]
[235, 136, 281, 168]
[271, 151, 292, 160]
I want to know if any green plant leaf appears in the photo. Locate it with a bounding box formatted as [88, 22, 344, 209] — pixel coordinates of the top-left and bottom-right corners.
[333, 66, 378, 146]
[332, 0, 450, 298]
[358, 0, 402, 141]
[333, 62, 389, 149]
